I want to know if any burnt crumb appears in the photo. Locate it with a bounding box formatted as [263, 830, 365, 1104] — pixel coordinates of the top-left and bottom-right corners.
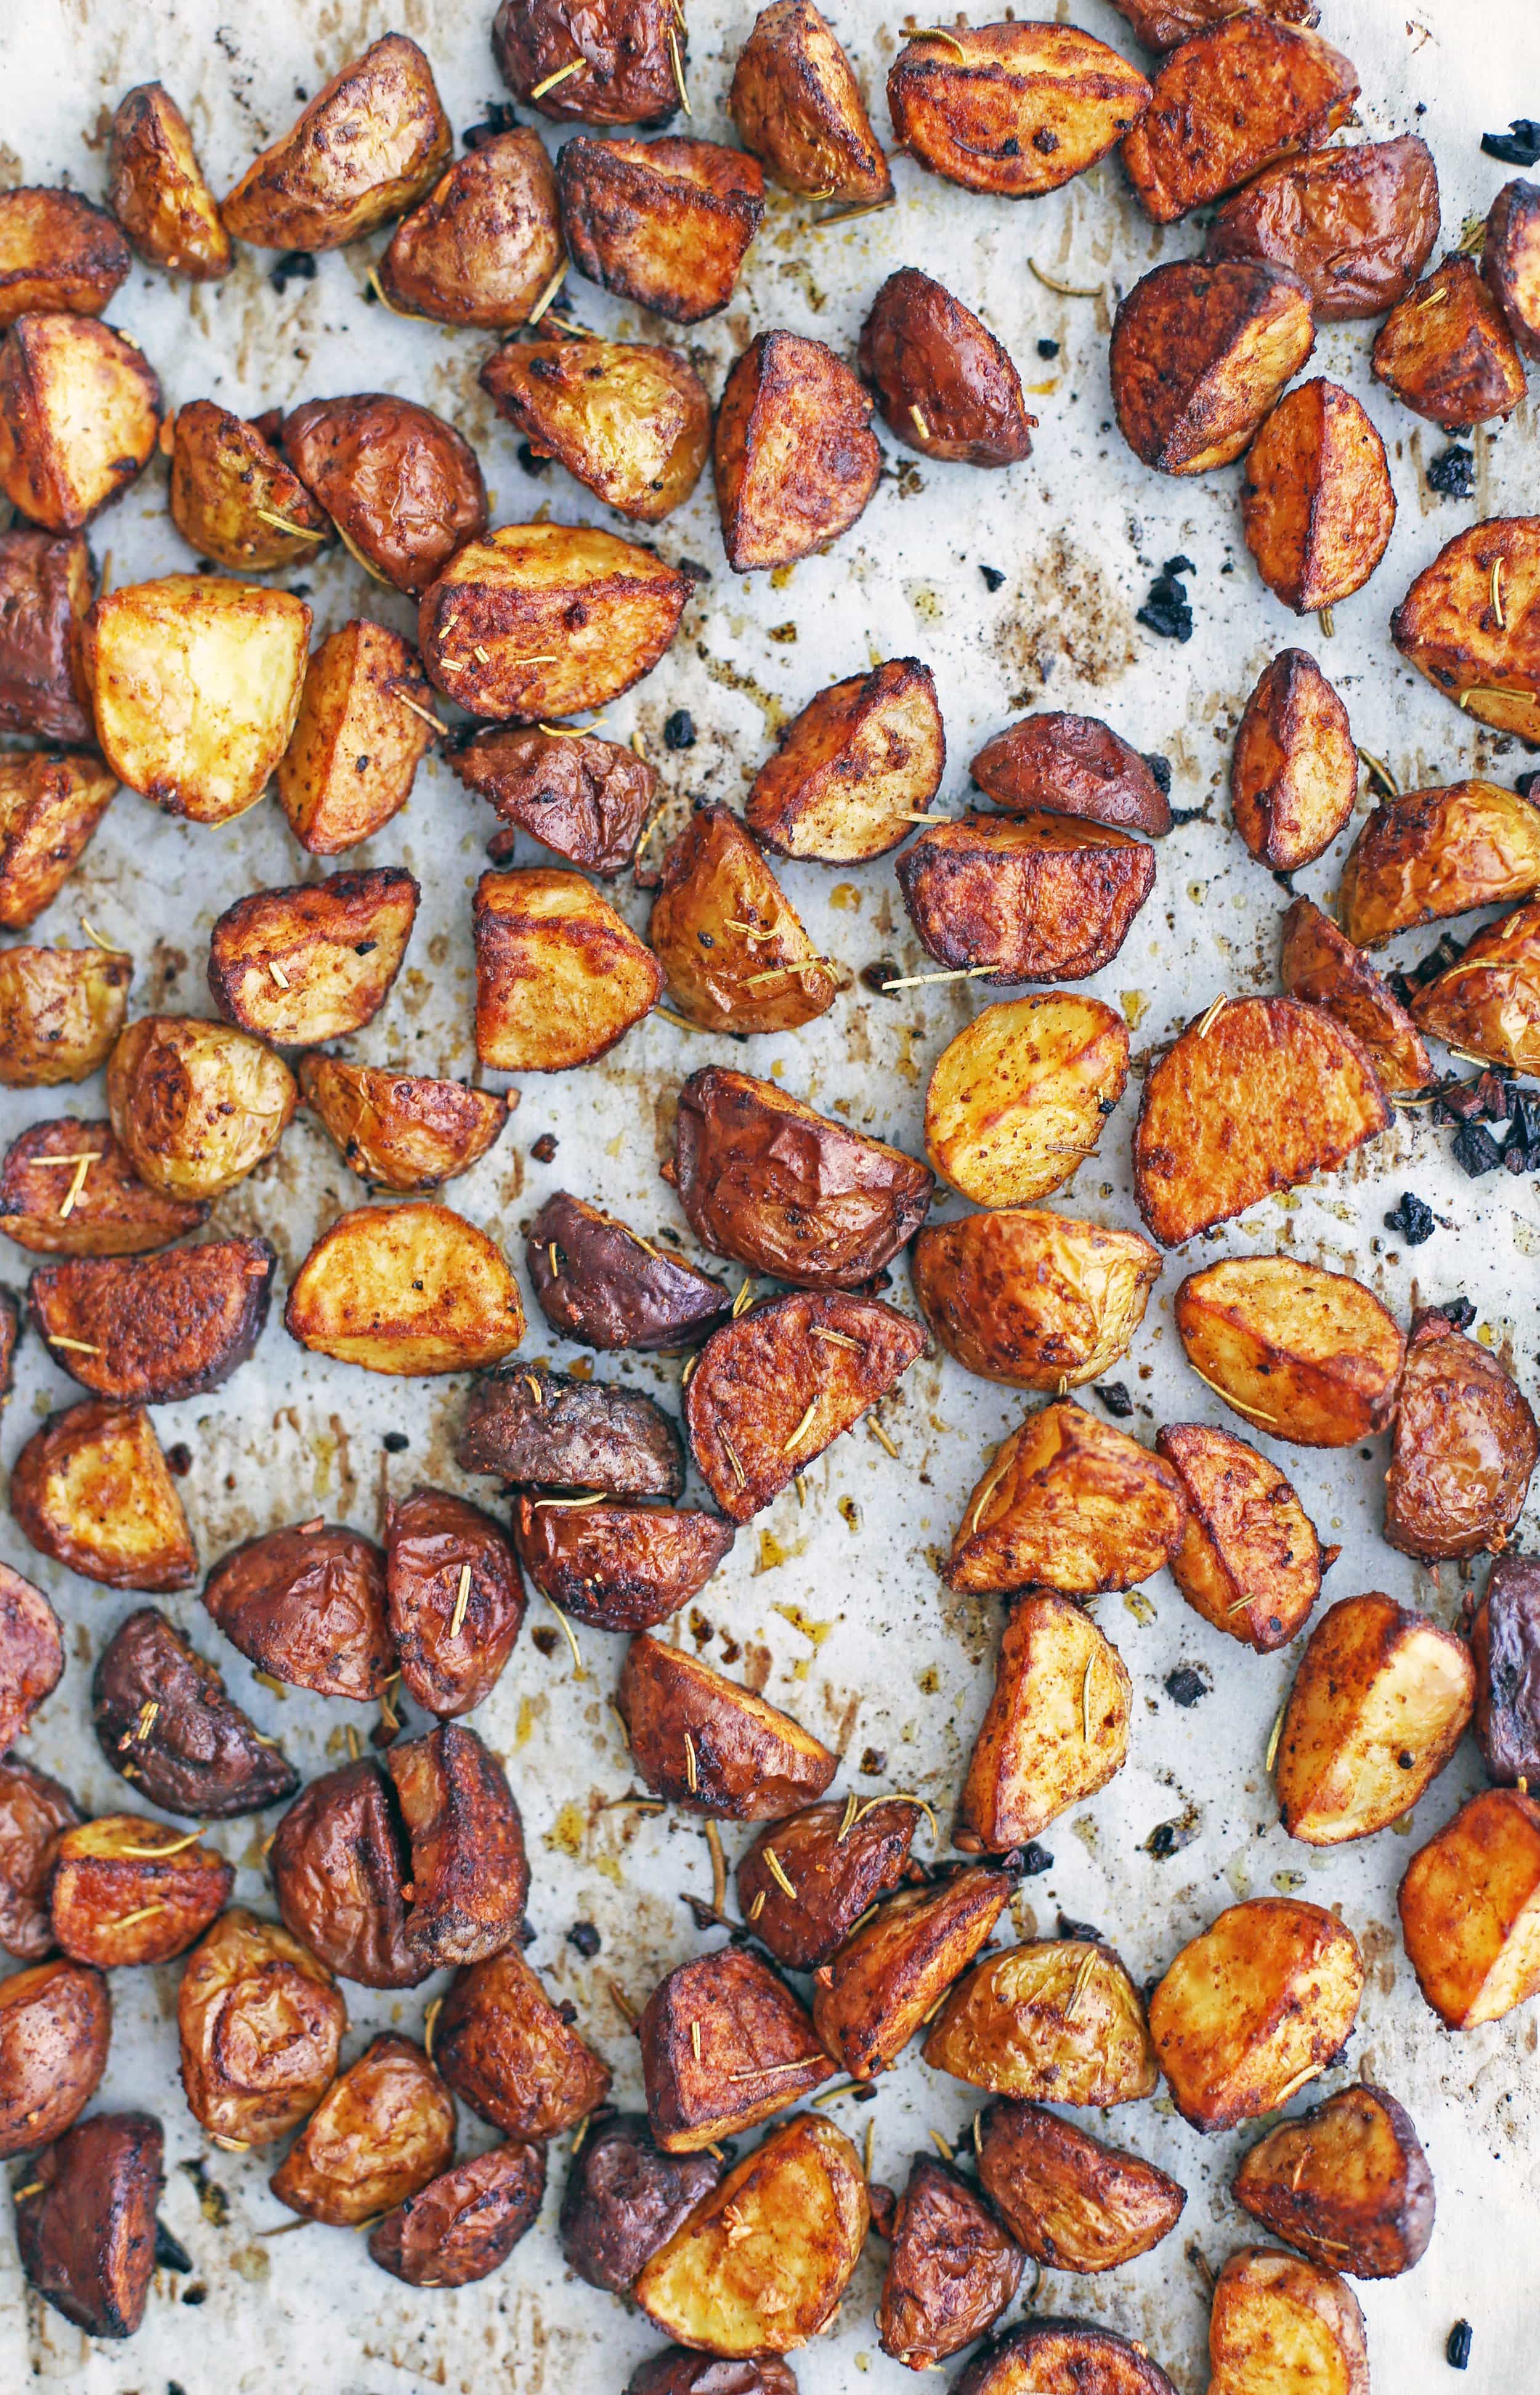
[155, 2220, 194, 2273]
[517, 441, 549, 476]
[530, 1131, 559, 1163]
[1411, 932, 1465, 989]
[290, 582, 312, 599]
[567, 1920, 601, 1958]
[1503, 1135, 1538, 1175]
[663, 708, 696, 751]
[1095, 1380, 1135, 1418]
[677, 557, 713, 585]
[1167, 803, 1206, 826]
[556, 1997, 580, 2025]
[979, 564, 1007, 591]
[1057, 1910, 1102, 1943]
[861, 957, 902, 996]
[180, 2287, 207, 2306]
[382, 1430, 409, 1453]
[531, 1624, 560, 1656]
[1164, 1665, 1210, 1708]
[1481, 121, 1540, 166]
[1426, 444, 1476, 498]
[1036, 338, 1060, 360]
[1513, 1088, 1540, 1145]
[1453, 1121, 1503, 1178]
[1031, 128, 1058, 153]
[1384, 1191, 1436, 1245]
[1438, 1294, 1477, 1332]
[1446, 2319, 1474, 2370]
[1137, 557, 1194, 643]
[860, 1746, 888, 1775]
[270, 249, 315, 293]
[464, 100, 521, 147]
[164, 1441, 193, 1477]
[519, 1916, 538, 1946]
[1143, 752, 1173, 796]
[1018, 1842, 1053, 1875]
[1000, 136, 1021, 156]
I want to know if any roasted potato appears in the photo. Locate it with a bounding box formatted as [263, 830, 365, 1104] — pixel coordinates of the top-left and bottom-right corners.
[946, 1400, 1185, 1597]
[107, 1015, 296, 1200]
[474, 867, 662, 1072]
[270, 2033, 454, 2226]
[0, 1562, 63, 1751]
[301, 1059, 509, 1193]
[1110, 259, 1316, 474]
[912, 1208, 1159, 1393]
[379, 129, 562, 327]
[1123, 18, 1358, 222]
[167, 400, 333, 573]
[456, 1356, 685, 1497]
[729, 0, 891, 202]
[1233, 2081, 1433, 2278]
[1279, 896, 1432, 1092]
[492, 0, 681, 125]
[925, 993, 1129, 1208]
[954, 2319, 1178, 2395]
[285, 1201, 525, 1376]
[970, 710, 1173, 836]
[421, 521, 689, 720]
[369, 2139, 547, 2287]
[529, 1189, 730, 1351]
[1205, 134, 1439, 321]
[1157, 1422, 1326, 1651]
[617, 1634, 838, 1816]
[977, 2101, 1185, 2274]
[222, 34, 450, 250]
[745, 662, 944, 865]
[271, 1758, 429, 1990]
[386, 1486, 524, 1719]
[29, 1234, 275, 1406]
[9, 1400, 196, 1589]
[714, 330, 880, 572]
[1112, 0, 1319, 43]
[1391, 516, 1540, 739]
[84, 575, 310, 823]
[275, 620, 432, 853]
[0, 314, 160, 531]
[1, 1117, 208, 1258]
[1484, 176, 1540, 359]
[1400, 1786, 1540, 2028]
[455, 726, 654, 878]
[898, 812, 1156, 983]
[813, 1864, 1013, 2080]
[203, 1519, 391, 1702]
[879, 2152, 1024, 2369]
[1278, 1594, 1474, 1843]
[1210, 2248, 1369, 2395]
[685, 1289, 926, 1522]
[0, 944, 129, 1088]
[634, 2115, 869, 2357]
[958, 1594, 1132, 1849]
[1372, 255, 1526, 429]
[92, 1607, 296, 1818]
[737, 1796, 918, 1972]
[49, 1814, 232, 1969]
[0, 526, 94, 742]
[0, 1762, 80, 1960]
[557, 137, 764, 325]
[1385, 1307, 1539, 1560]
[641, 1945, 833, 2150]
[1470, 1553, 1540, 1785]
[858, 269, 1034, 468]
[516, 1496, 733, 1629]
[1149, 1897, 1364, 2130]
[1175, 1254, 1404, 1448]
[561, 2112, 725, 2293]
[0, 752, 117, 930]
[0, 188, 130, 326]
[0, 1959, 108, 2155]
[14, 2111, 161, 2340]
[434, 1947, 611, 2138]
[386, 1721, 529, 1969]
[1242, 378, 1395, 612]
[925, 1937, 1159, 2105]
[649, 804, 837, 1034]
[282, 393, 486, 597]
[107, 83, 230, 278]
[206, 867, 418, 1048]
[482, 337, 710, 525]
[1410, 896, 1540, 1074]
[176, 1907, 345, 2147]
[888, 25, 1151, 198]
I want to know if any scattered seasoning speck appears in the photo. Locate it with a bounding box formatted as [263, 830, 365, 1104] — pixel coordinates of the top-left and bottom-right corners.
[1384, 1191, 1437, 1244]
[1426, 444, 1476, 498]
[1446, 2319, 1473, 2370]
[269, 250, 315, 293]
[1453, 1121, 1504, 1178]
[860, 1746, 888, 1775]
[1137, 557, 1194, 643]
[663, 708, 696, 751]
[861, 957, 902, 996]
[1164, 1666, 1210, 1708]
[1481, 120, 1540, 165]
[1036, 338, 1060, 359]
[979, 564, 1006, 591]
[567, 1921, 601, 1958]
[382, 1430, 409, 1453]
[1146, 1822, 1178, 1859]
[1095, 1382, 1135, 1418]
[530, 1132, 559, 1162]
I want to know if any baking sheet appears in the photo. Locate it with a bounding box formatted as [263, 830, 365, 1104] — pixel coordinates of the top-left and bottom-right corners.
[3, 0, 1539, 2386]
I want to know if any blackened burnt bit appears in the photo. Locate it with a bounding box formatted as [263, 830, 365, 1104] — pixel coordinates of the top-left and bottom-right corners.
[1453, 1122, 1503, 1178]
[1427, 445, 1476, 498]
[1164, 1665, 1209, 1708]
[1481, 121, 1540, 166]
[979, 564, 1006, 592]
[1384, 1191, 1436, 1245]
[663, 709, 695, 751]
[1143, 753, 1173, 796]
[1137, 557, 1194, 643]
[270, 251, 315, 294]
[1095, 1381, 1135, 1418]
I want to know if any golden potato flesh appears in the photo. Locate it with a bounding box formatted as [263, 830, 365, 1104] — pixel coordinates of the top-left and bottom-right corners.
[419, 522, 689, 721]
[911, 1207, 1160, 1392]
[1384, 1304, 1539, 1561]
[649, 803, 837, 1034]
[1232, 2083, 1434, 2280]
[9, 1400, 196, 1590]
[1399, 1787, 1540, 2028]
[0, 946, 129, 1088]
[474, 867, 662, 1071]
[946, 1399, 1186, 1597]
[1204, 134, 1439, 322]
[379, 129, 562, 328]
[1110, 259, 1316, 474]
[887, 25, 1151, 198]
[925, 993, 1129, 1208]
[714, 331, 880, 573]
[958, 1594, 1131, 1850]
[107, 84, 231, 280]
[1209, 2248, 1369, 2395]
[898, 811, 1156, 984]
[557, 137, 766, 326]
[1485, 177, 1540, 360]
[1231, 650, 1356, 872]
[168, 401, 333, 573]
[84, 575, 310, 825]
[481, 338, 710, 524]
[729, 1, 892, 203]
[976, 2101, 1186, 2274]
[745, 659, 944, 863]
[0, 525, 95, 744]
[222, 34, 451, 251]
[1157, 1422, 1326, 1652]
[108, 1015, 297, 1200]
[1391, 516, 1540, 739]
[276, 621, 432, 855]
[1342, 778, 1540, 948]
[492, 0, 681, 127]
[0, 314, 161, 532]
[1122, 18, 1359, 222]
[1149, 1897, 1364, 2131]
[0, 1116, 208, 1257]
[1411, 896, 1540, 1075]
[925, 1939, 1158, 2106]
[1279, 896, 1431, 1093]
[0, 190, 129, 326]
[1278, 1594, 1474, 1845]
[1242, 378, 1395, 613]
[0, 752, 116, 931]
[300, 1058, 510, 1193]
[207, 867, 419, 1047]
[858, 267, 1036, 468]
[1175, 1254, 1403, 1449]
[284, 1202, 525, 1376]
[1372, 255, 1526, 430]
[811, 1866, 1012, 2080]
[634, 2116, 869, 2358]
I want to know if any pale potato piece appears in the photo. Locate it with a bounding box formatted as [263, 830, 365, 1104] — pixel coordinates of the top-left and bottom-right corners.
[1149, 1897, 1364, 2130]
[811, 1866, 1013, 2078]
[9, 1400, 197, 1590]
[887, 25, 1151, 199]
[728, 0, 893, 204]
[299, 1058, 510, 1193]
[1109, 258, 1316, 474]
[474, 868, 662, 1071]
[1231, 650, 1356, 870]
[649, 803, 837, 1034]
[285, 1202, 525, 1376]
[1278, 896, 1432, 1095]
[1410, 896, 1540, 1075]
[1277, 1594, 1474, 1845]
[910, 1207, 1161, 1392]
[378, 129, 562, 329]
[0, 314, 161, 532]
[1156, 1421, 1326, 1652]
[1209, 2248, 1369, 2395]
[1175, 1254, 1404, 1449]
[1122, 18, 1359, 222]
[0, 753, 117, 930]
[1391, 516, 1540, 739]
[946, 1400, 1186, 1596]
[925, 994, 1129, 1208]
[1339, 778, 1540, 947]
[480, 338, 710, 525]
[925, 1939, 1158, 2106]
[107, 84, 232, 280]
[107, 1015, 297, 1200]
[83, 576, 310, 825]
[276, 622, 432, 855]
[744, 659, 944, 863]
[1398, 1787, 1540, 2028]
[167, 401, 333, 573]
[207, 868, 419, 1047]
[0, 190, 129, 326]
[1241, 378, 1395, 612]
[0, 946, 130, 1088]
[958, 1593, 1132, 1850]
[222, 34, 451, 251]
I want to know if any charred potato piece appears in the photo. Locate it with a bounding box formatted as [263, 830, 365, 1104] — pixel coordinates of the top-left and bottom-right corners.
[970, 711, 1172, 835]
[422, 522, 689, 720]
[745, 659, 944, 865]
[0, 526, 94, 742]
[1124, 18, 1358, 222]
[0, 945, 129, 1088]
[859, 269, 1034, 467]
[204, 1519, 391, 1702]
[176, 1907, 345, 2146]
[685, 1290, 926, 1522]
[1110, 259, 1316, 474]
[435, 1948, 611, 2138]
[650, 804, 837, 1034]
[379, 129, 562, 328]
[898, 811, 1156, 983]
[386, 1486, 525, 1719]
[641, 1944, 833, 2149]
[92, 1607, 297, 1818]
[277, 621, 432, 854]
[729, 1, 891, 203]
[0, 1117, 208, 1258]
[737, 1797, 918, 1972]
[482, 338, 710, 525]
[561, 2112, 724, 2293]
[1175, 1254, 1404, 1448]
[1484, 176, 1540, 359]
[1242, 378, 1395, 612]
[715, 330, 879, 572]
[955, 2319, 1178, 2395]
[0, 1959, 108, 2155]
[617, 1634, 838, 1817]
[9, 1401, 195, 1589]
[493, 0, 681, 125]
[558, 137, 764, 325]
[49, 1814, 231, 1968]
[1400, 1786, 1540, 2027]
[888, 26, 1151, 198]
[925, 1938, 1158, 2105]
[271, 1759, 428, 1990]
[456, 1357, 685, 1497]
[912, 1208, 1160, 1393]
[1410, 896, 1540, 1074]
[222, 35, 450, 250]
[1234, 2081, 1433, 2278]
[1149, 1897, 1364, 2130]
[0, 1762, 80, 1960]
[107, 84, 230, 278]
[1279, 896, 1431, 1092]
[456, 726, 654, 878]
[978, 2101, 1184, 2274]
[1470, 1553, 1540, 1785]
[813, 1865, 1013, 2080]
[0, 751, 117, 930]
[1372, 255, 1525, 429]
[386, 1720, 529, 1968]
[474, 867, 662, 1071]
[0, 190, 128, 326]
[282, 394, 486, 598]
[285, 1201, 525, 1376]
[14, 2111, 161, 2339]
[1206, 134, 1439, 321]
[1209, 2248, 1369, 2395]
[207, 867, 418, 1047]
[1157, 1422, 1326, 1652]
[879, 2153, 1024, 2369]
[0, 314, 160, 531]
[515, 1496, 733, 1630]
[1278, 1594, 1474, 1842]
[0, 1562, 63, 1749]
[946, 1400, 1185, 1597]
[959, 1594, 1132, 1850]
[634, 2115, 869, 2357]
[167, 400, 333, 572]
[529, 1188, 731, 1350]
[1385, 1305, 1539, 1562]
[29, 1234, 275, 1404]
[369, 2139, 546, 2287]
[107, 1016, 296, 1200]
[302, 1058, 510, 1194]
[925, 993, 1129, 1209]
[1391, 516, 1540, 739]
[270, 2033, 454, 2226]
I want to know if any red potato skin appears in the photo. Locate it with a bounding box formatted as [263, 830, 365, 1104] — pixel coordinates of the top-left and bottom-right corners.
[0, 1562, 64, 1749]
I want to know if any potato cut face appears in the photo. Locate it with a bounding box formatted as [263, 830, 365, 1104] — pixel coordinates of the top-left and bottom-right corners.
[898, 811, 1156, 983]
[0, 752, 117, 930]
[946, 1400, 1185, 1597]
[386, 1486, 525, 1719]
[617, 1634, 838, 1817]
[285, 1201, 525, 1376]
[728, 0, 893, 203]
[435, 1948, 610, 2138]
[168, 400, 332, 573]
[1410, 895, 1540, 1074]
[912, 1207, 1161, 1392]
[1176, 1254, 1404, 1449]
[203, 1520, 391, 1701]
[269, 2035, 455, 2227]
[1278, 1594, 1474, 1843]
[1400, 1786, 1540, 2027]
[208, 867, 419, 1047]
[1110, 258, 1316, 474]
[0, 1959, 109, 2157]
[277, 622, 432, 854]
[177, 1909, 343, 2146]
[221, 34, 451, 250]
[379, 129, 562, 328]
[714, 330, 880, 572]
[28, 1234, 275, 1404]
[514, 1496, 733, 1631]
[0, 1117, 200, 1258]
[1242, 378, 1395, 613]
[1209, 2248, 1369, 2395]
[970, 710, 1173, 835]
[8, 1400, 195, 1588]
[0, 1562, 64, 1750]
[482, 338, 710, 524]
[456, 726, 654, 878]
[282, 394, 487, 598]
[1231, 651, 1356, 872]
[1385, 1307, 1539, 1561]
[108, 1015, 296, 1200]
[857, 268, 1035, 468]
[91, 1608, 298, 1820]
[0, 314, 161, 532]
[961, 1588, 1131, 1851]
[557, 137, 765, 325]
[456, 1358, 685, 1498]
[15, 2110, 163, 2340]
[879, 2152, 1024, 2370]
[925, 993, 1129, 1208]
[0, 525, 95, 744]
[925, 1939, 1159, 2105]
[736, 1797, 918, 1973]
[1156, 1421, 1324, 1652]
[1233, 2083, 1434, 2279]
[641, 1944, 833, 2150]
[1149, 1897, 1364, 2130]
[1485, 176, 1540, 360]
[976, 2101, 1186, 2274]
[1135, 995, 1388, 1247]
[0, 189, 129, 327]
[1372, 254, 1526, 429]
[302, 1060, 508, 1198]
[527, 1189, 731, 1352]
[49, 1812, 233, 1967]
[1204, 134, 1439, 322]
[888, 25, 1150, 197]
[107, 83, 231, 280]
[811, 1865, 1012, 2080]
[1391, 516, 1540, 738]
[1279, 897, 1431, 1093]
[1122, 18, 1360, 222]
[634, 2116, 869, 2357]
[954, 2319, 1179, 2395]
[649, 804, 837, 1034]
[492, 0, 679, 125]
[1470, 1553, 1540, 1786]
[745, 659, 945, 863]
[474, 866, 662, 1071]
[1, 946, 128, 1093]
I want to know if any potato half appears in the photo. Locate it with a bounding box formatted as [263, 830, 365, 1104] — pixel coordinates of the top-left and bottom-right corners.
[0, 753, 116, 930]
[0, 314, 161, 532]
[878, 2152, 1024, 2371]
[107, 83, 232, 280]
[1175, 1254, 1404, 1448]
[167, 400, 333, 574]
[1384, 1305, 1539, 1561]
[1470, 1552, 1540, 1786]
[177, 1911, 343, 2147]
[976, 2101, 1186, 2274]
[207, 867, 419, 1047]
[269, 2035, 454, 2227]
[108, 1015, 296, 1200]
[1204, 134, 1439, 322]
[527, 1187, 731, 1353]
[970, 710, 1173, 836]
[0, 1116, 208, 1257]
[887, 25, 1151, 198]
[1149, 1897, 1364, 2130]
[474, 867, 662, 1071]
[0, 190, 129, 326]
[557, 136, 764, 325]
[1400, 1786, 1540, 2028]
[1485, 176, 1540, 360]
[1391, 516, 1540, 739]
[284, 1202, 525, 1376]
[1231, 650, 1356, 872]
[481, 338, 711, 525]
[1410, 896, 1540, 1074]
[492, 0, 680, 125]
[221, 34, 451, 251]
[946, 1399, 1186, 1596]
[1111, 259, 1316, 475]
[0, 1562, 63, 1751]
[640, 1945, 833, 2150]
[514, 1496, 732, 1631]
[1112, 0, 1321, 46]
[617, 1636, 837, 1818]
[736, 1797, 918, 1973]
[745, 659, 945, 863]
[0, 946, 131, 1088]
[811, 1865, 1013, 2079]
[1209, 2248, 1369, 2395]
[1242, 378, 1395, 612]
[276, 622, 432, 854]
[1372, 254, 1526, 429]
[1156, 1422, 1326, 1651]
[925, 1939, 1158, 2105]
[729, 1, 892, 204]
[301, 1058, 510, 1193]
[1279, 896, 1432, 1093]
[1122, 18, 1359, 222]
[925, 993, 1130, 1208]
[857, 268, 1035, 467]
[15, 2111, 163, 2340]
[910, 1206, 1161, 1392]
[958, 1593, 1132, 1849]
[9, 1400, 197, 1590]
[1341, 778, 1540, 947]
[714, 331, 880, 571]
[649, 804, 838, 1034]
[378, 130, 562, 328]
[1276, 1594, 1474, 1845]
[282, 394, 487, 599]
[0, 525, 95, 744]
[1233, 2082, 1434, 2279]
[954, 2319, 1178, 2395]
[28, 1234, 276, 1405]
[0, 1960, 108, 2158]
[898, 811, 1156, 983]
[49, 1813, 232, 1969]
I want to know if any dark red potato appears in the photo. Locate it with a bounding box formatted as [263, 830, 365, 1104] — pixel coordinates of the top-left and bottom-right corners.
[15, 2110, 162, 2339]
[0, 1561, 63, 1749]
[385, 1486, 525, 1718]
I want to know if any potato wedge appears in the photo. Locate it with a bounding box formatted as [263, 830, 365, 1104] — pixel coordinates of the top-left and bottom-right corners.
[898, 811, 1156, 983]
[1391, 516, 1540, 738]
[1242, 378, 1395, 612]
[970, 711, 1173, 835]
[514, 1496, 733, 1630]
[0, 945, 129, 1088]
[649, 804, 837, 1034]
[858, 269, 1034, 467]
[385, 1720, 529, 1968]
[1278, 1594, 1474, 1843]
[714, 331, 880, 572]
[285, 1201, 525, 1376]
[617, 1635, 838, 1817]
[368, 2142, 546, 2288]
[0, 1562, 63, 1749]
[0, 1760, 82, 1959]
[1209, 2248, 1369, 2395]
[954, 2319, 1178, 2395]
[207, 867, 418, 1047]
[562, 2113, 724, 2296]
[878, 2154, 1024, 2369]
[107, 83, 230, 280]
[1112, 0, 1320, 47]
[737, 1797, 919, 1972]
[455, 726, 654, 878]
[976, 2101, 1185, 2273]
[641, 1944, 833, 2149]
[912, 1207, 1159, 1393]
[177, 1908, 344, 2147]
[812, 1865, 1013, 2080]
[1157, 1421, 1326, 1651]
[482, 337, 710, 524]
[92, 1607, 298, 1818]
[9, 1400, 195, 1589]
[925, 1938, 1159, 2105]
[888, 25, 1150, 198]
[378, 129, 562, 328]
[1372, 254, 1526, 429]
[456, 1358, 685, 1497]
[1, 1117, 208, 1258]
[276, 622, 432, 853]
[203, 1519, 391, 1701]
[1342, 779, 1540, 947]
[1279, 897, 1432, 1092]
[1111, 258, 1316, 474]
[15, 2112, 162, 2340]
[222, 34, 450, 250]
[947, 1400, 1185, 1597]
[49, 1813, 231, 1968]
[301, 1058, 509, 1194]
[557, 136, 764, 324]
[0, 1959, 108, 2157]
[282, 394, 487, 598]
[1400, 1786, 1540, 2027]
[1410, 896, 1540, 1074]
[0, 190, 129, 327]
[1385, 1305, 1539, 1560]
[1149, 1897, 1364, 2130]
[168, 400, 333, 574]
[745, 659, 944, 864]
[0, 314, 160, 532]
[1230, 651, 1356, 872]
[434, 1947, 610, 2138]
[271, 1759, 426, 1988]
[29, 1234, 275, 1404]
[1122, 18, 1359, 222]
[0, 752, 117, 930]
[1204, 134, 1438, 320]
[925, 993, 1130, 1208]
[474, 867, 662, 1071]
[958, 1594, 1132, 1850]
[493, 0, 680, 126]
[528, 1189, 730, 1350]
[729, 1, 891, 203]
[386, 1486, 524, 1719]
[1470, 1552, 1540, 1785]
[419, 522, 689, 720]
[1233, 2082, 1434, 2278]
[634, 2116, 869, 2357]
[1175, 1255, 1403, 1449]
[0, 526, 94, 743]
[1484, 176, 1540, 360]
[108, 1015, 296, 1200]
[270, 2034, 455, 2227]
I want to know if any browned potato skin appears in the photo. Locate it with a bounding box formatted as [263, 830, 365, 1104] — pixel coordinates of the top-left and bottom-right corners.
[270, 2033, 455, 2227]
[9, 1401, 197, 1591]
[1149, 1897, 1364, 2131]
[959, 1594, 1132, 1850]
[92, 1607, 298, 1819]
[222, 36, 451, 251]
[970, 711, 1173, 836]
[878, 2153, 1024, 2369]
[1122, 19, 1360, 223]
[49, 1815, 232, 1969]
[1398, 1786, 1540, 2028]
[641, 1945, 834, 2150]
[0, 527, 94, 742]
[1372, 255, 1526, 429]
[736, 1797, 917, 1972]
[0, 190, 129, 327]
[301, 1058, 510, 1193]
[1279, 896, 1432, 1093]
[107, 1016, 297, 1201]
[1206, 136, 1439, 322]
[1210, 2250, 1369, 2395]
[1485, 177, 1540, 360]
[284, 1201, 527, 1377]
[107, 84, 230, 280]
[558, 137, 764, 325]
[1241, 377, 1396, 612]
[561, 2112, 725, 2294]
[715, 331, 880, 572]
[912, 1208, 1160, 1393]
[888, 26, 1151, 199]
[650, 805, 838, 1034]
[204, 1521, 391, 1703]
[813, 1865, 1013, 2080]
[28, 1235, 275, 1406]
[206, 866, 418, 1048]
[976, 2101, 1185, 2273]
[0, 1117, 208, 1259]
[1157, 1422, 1326, 1653]
[379, 131, 562, 328]
[516, 1497, 734, 1631]
[1111, 0, 1319, 47]
[0, 314, 161, 532]
[0, 1960, 109, 2155]
[617, 1635, 838, 1817]
[0, 1286, 15, 1403]
[168, 400, 333, 573]
[271, 1759, 429, 1991]
[455, 1358, 686, 1497]
[528, 1189, 731, 1351]
[475, 866, 662, 1072]
[729, 0, 891, 203]
[1276, 1594, 1475, 1844]
[434, 1948, 611, 2139]
[277, 621, 432, 854]
[482, 338, 710, 524]
[946, 1400, 1186, 1598]
[1110, 258, 1316, 474]
[0, 752, 117, 930]
[493, 0, 681, 126]
[282, 394, 486, 597]
[0, 1562, 63, 1751]
[925, 1938, 1159, 2107]
[955, 2319, 1179, 2395]
[176, 1908, 346, 2147]
[455, 727, 654, 879]
[745, 659, 945, 865]
[1409, 896, 1540, 1072]
[1176, 1254, 1405, 1450]
[1470, 1553, 1540, 1785]
[1385, 1306, 1539, 1562]
[859, 270, 1034, 467]
[0, 1762, 80, 1960]
[369, 2139, 547, 2287]
[0, 946, 130, 1088]
[898, 811, 1157, 984]
[1233, 651, 1356, 872]
[386, 1487, 525, 1719]
[15, 2110, 162, 2340]
[1341, 781, 1540, 946]
[386, 1721, 529, 1969]
[1233, 2082, 1434, 2278]
[629, 2350, 801, 2395]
